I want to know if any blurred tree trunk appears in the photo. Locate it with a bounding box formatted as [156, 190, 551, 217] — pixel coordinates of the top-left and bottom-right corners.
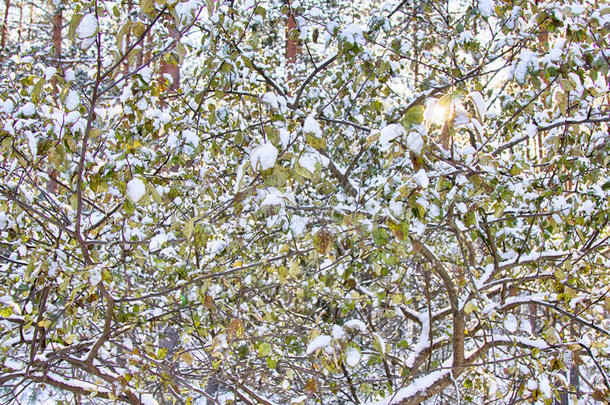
[52, 5, 62, 62]
[0, 0, 10, 60]
[51, 3, 62, 97]
[159, 22, 180, 91]
[285, 0, 299, 82]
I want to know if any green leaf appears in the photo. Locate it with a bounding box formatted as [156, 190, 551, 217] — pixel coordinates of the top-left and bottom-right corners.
[184, 218, 195, 240]
[305, 134, 326, 150]
[257, 341, 271, 357]
[140, 0, 156, 18]
[403, 105, 424, 126]
[68, 14, 84, 42]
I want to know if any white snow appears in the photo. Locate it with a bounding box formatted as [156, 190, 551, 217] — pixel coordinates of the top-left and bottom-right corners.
[453, 103, 471, 126]
[149, 232, 168, 251]
[525, 123, 537, 138]
[207, 239, 227, 255]
[25, 132, 37, 156]
[279, 128, 293, 148]
[498, 250, 568, 268]
[139, 67, 153, 84]
[250, 142, 278, 171]
[45, 66, 57, 80]
[540, 375, 552, 397]
[19, 102, 36, 117]
[406, 312, 431, 368]
[580, 199, 595, 215]
[309, 7, 323, 18]
[260, 188, 285, 206]
[514, 50, 538, 84]
[526, 380, 538, 391]
[76, 14, 98, 39]
[423, 98, 439, 123]
[303, 115, 322, 137]
[503, 313, 518, 333]
[306, 334, 332, 354]
[183, 129, 199, 147]
[46, 373, 110, 394]
[2, 98, 14, 113]
[65, 90, 80, 111]
[289, 215, 308, 236]
[126, 178, 146, 203]
[366, 369, 450, 405]
[298, 151, 329, 173]
[470, 92, 487, 120]
[344, 319, 367, 332]
[413, 169, 429, 189]
[262, 92, 279, 110]
[541, 39, 565, 66]
[174, 0, 198, 24]
[389, 200, 403, 218]
[141, 394, 159, 405]
[340, 24, 366, 46]
[494, 335, 549, 350]
[379, 124, 405, 152]
[332, 325, 345, 339]
[345, 348, 361, 367]
[478, 0, 495, 17]
[65, 69, 76, 82]
[406, 131, 424, 155]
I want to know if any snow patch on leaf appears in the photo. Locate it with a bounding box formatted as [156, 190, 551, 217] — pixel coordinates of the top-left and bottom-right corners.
[340, 23, 366, 46]
[306, 334, 332, 354]
[289, 215, 308, 236]
[503, 313, 518, 333]
[250, 142, 278, 171]
[303, 115, 322, 137]
[378, 123, 405, 151]
[345, 348, 361, 367]
[344, 319, 366, 332]
[126, 178, 146, 203]
[19, 102, 36, 117]
[414, 169, 429, 188]
[406, 131, 424, 154]
[478, 0, 495, 17]
[65, 90, 80, 111]
[76, 14, 98, 39]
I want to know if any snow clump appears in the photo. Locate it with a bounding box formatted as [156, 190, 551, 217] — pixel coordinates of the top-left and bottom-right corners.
[379, 123, 405, 151]
[250, 142, 278, 171]
[76, 14, 98, 39]
[306, 335, 332, 355]
[126, 178, 146, 203]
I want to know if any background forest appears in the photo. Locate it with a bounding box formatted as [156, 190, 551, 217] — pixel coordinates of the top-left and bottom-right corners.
[0, 0, 609, 404]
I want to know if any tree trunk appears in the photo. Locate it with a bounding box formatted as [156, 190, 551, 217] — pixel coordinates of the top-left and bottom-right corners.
[285, 0, 299, 81]
[16, 0, 22, 42]
[51, 4, 62, 95]
[0, 0, 10, 60]
[159, 15, 180, 95]
[52, 6, 62, 61]
[159, 23, 180, 91]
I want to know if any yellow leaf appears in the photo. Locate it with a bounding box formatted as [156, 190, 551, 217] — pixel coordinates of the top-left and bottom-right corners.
[289, 260, 301, 278]
[313, 229, 333, 256]
[38, 319, 52, 329]
[181, 351, 194, 365]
